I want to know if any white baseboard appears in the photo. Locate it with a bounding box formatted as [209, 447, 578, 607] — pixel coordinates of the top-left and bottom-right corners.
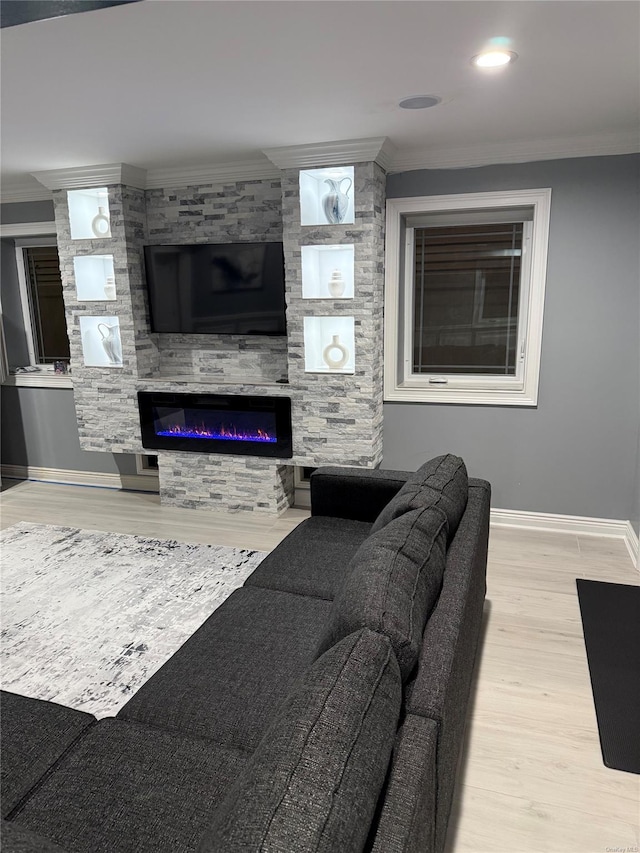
[491, 507, 639, 569]
[1, 464, 159, 493]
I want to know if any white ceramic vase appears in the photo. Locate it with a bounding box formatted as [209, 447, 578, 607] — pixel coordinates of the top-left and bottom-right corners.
[328, 269, 345, 298]
[322, 334, 349, 370]
[321, 178, 352, 225]
[91, 206, 111, 238]
[97, 322, 122, 365]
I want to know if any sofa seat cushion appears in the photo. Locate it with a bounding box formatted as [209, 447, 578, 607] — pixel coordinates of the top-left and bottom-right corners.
[199, 628, 401, 853]
[317, 507, 448, 681]
[244, 516, 372, 600]
[0, 692, 95, 818]
[1, 821, 69, 852]
[370, 454, 468, 538]
[10, 718, 248, 853]
[118, 586, 332, 752]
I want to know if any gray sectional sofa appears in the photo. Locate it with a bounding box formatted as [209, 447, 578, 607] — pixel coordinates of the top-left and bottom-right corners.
[0, 455, 491, 853]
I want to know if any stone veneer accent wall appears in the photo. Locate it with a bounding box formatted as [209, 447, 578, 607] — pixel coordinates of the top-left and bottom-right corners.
[51, 164, 386, 511]
[144, 179, 287, 382]
[281, 161, 386, 467]
[157, 451, 294, 514]
[53, 184, 153, 454]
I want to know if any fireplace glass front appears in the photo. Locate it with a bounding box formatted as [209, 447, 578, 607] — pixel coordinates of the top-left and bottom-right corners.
[138, 392, 292, 458]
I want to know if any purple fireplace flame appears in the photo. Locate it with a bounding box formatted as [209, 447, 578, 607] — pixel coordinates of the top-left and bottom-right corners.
[156, 421, 277, 443]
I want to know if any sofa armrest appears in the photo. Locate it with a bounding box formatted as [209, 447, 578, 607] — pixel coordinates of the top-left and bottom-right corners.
[405, 480, 491, 853]
[310, 466, 411, 522]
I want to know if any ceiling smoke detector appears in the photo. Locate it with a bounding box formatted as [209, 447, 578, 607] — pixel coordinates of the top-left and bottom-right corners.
[398, 95, 442, 110]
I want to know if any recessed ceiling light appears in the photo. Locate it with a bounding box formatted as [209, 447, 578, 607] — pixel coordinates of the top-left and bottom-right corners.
[399, 95, 442, 110]
[471, 50, 518, 68]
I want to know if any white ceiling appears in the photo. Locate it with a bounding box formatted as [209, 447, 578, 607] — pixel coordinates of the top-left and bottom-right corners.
[1, 0, 638, 199]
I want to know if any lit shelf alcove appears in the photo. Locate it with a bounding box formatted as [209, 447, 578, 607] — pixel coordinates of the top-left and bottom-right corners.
[68, 187, 112, 240]
[301, 244, 354, 299]
[79, 316, 123, 367]
[299, 166, 354, 227]
[303, 316, 355, 374]
[73, 254, 116, 301]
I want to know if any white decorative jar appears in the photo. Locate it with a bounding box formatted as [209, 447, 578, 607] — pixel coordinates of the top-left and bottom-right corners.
[103, 276, 116, 300]
[328, 269, 345, 298]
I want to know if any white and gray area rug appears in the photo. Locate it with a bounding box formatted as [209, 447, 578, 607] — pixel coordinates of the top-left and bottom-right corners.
[0, 522, 266, 718]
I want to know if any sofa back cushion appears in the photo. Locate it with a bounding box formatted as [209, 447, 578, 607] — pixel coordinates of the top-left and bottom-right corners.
[370, 454, 468, 538]
[198, 628, 401, 853]
[316, 506, 448, 681]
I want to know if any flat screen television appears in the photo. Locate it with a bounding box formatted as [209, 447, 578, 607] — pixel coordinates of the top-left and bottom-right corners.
[144, 242, 286, 335]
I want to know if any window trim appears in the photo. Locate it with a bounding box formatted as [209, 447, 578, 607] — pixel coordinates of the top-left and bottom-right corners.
[0, 223, 72, 388]
[14, 236, 60, 366]
[384, 188, 552, 406]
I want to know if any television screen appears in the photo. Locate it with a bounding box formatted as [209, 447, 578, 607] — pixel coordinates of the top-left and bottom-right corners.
[144, 242, 286, 335]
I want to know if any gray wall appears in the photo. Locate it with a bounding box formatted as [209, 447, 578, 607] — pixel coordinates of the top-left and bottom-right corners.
[1, 199, 55, 224]
[384, 154, 639, 523]
[1, 199, 140, 477]
[1, 386, 139, 475]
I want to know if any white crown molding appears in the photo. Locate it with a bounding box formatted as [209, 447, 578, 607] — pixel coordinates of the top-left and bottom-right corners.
[491, 508, 639, 570]
[5, 129, 635, 202]
[145, 159, 281, 189]
[263, 137, 396, 171]
[0, 221, 56, 237]
[31, 163, 147, 191]
[1, 185, 53, 204]
[389, 130, 640, 173]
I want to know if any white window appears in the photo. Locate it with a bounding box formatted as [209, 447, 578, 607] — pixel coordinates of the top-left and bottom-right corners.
[15, 237, 69, 366]
[384, 189, 551, 406]
[0, 227, 72, 388]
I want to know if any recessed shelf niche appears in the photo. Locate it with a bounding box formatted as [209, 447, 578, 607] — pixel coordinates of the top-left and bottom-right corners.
[68, 188, 112, 240]
[73, 255, 116, 301]
[79, 315, 123, 367]
[303, 316, 355, 374]
[299, 167, 354, 227]
[301, 244, 354, 299]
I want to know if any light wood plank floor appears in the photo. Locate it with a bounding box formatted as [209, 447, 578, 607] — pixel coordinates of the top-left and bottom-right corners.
[1, 479, 639, 852]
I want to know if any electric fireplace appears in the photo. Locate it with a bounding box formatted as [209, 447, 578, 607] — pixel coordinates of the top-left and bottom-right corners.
[138, 392, 292, 458]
